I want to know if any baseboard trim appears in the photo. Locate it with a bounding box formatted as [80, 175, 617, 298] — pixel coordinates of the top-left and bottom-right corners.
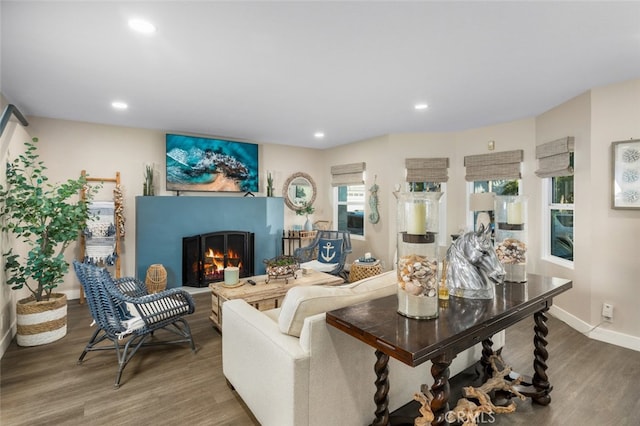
[0, 325, 14, 359]
[61, 289, 81, 301]
[549, 305, 640, 352]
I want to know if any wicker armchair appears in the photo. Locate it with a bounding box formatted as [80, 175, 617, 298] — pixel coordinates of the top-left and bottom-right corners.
[293, 230, 352, 277]
[73, 261, 196, 388]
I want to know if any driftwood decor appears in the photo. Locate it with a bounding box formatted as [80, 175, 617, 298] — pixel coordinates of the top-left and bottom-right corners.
[449, 355, 526, 425]
[413, 384, 434, 426]
[413, 355, 527, 426]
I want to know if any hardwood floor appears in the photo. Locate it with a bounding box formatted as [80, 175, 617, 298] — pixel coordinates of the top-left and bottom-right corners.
[444, 313, 640, 425]
[2, 292, 640, 425]
[1, 292, 259, 426]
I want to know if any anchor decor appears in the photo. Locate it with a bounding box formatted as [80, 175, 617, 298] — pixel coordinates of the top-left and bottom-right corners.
[314, 237, 343, 269]
[320, 240, 337, 262]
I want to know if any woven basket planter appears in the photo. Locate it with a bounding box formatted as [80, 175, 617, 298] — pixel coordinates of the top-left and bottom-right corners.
[16, 293, 67, 347]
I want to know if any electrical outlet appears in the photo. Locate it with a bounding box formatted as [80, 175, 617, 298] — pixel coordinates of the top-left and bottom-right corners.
[602, 303, 614, 321]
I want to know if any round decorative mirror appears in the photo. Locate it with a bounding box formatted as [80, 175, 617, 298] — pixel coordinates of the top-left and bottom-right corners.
[283, 172, 316, 212]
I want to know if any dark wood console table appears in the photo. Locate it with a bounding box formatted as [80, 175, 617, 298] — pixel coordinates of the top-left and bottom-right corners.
[326, 274, 572, 426]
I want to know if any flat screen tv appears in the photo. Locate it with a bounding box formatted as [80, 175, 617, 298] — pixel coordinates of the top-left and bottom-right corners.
[166, 133, 259, 193]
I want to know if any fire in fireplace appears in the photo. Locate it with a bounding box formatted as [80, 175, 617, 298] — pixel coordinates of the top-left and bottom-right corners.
[182, 231, 255, 287]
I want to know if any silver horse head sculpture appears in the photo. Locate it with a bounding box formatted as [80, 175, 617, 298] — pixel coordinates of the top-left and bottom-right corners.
[446, 224, 505, 299]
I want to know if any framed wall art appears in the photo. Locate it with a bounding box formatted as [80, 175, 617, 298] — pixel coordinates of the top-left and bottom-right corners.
[611, 139, 640, 209]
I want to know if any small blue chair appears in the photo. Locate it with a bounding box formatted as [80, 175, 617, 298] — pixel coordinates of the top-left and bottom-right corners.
[73, 261, 196, 388]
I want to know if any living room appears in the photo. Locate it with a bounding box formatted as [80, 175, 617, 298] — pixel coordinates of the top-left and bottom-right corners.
[2, 2, 640, 425]
[3, 80, 640, 353]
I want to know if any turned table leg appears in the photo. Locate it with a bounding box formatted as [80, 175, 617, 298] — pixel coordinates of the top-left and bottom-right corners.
[531, 307, 552, 405]
[430, 354, 452, 426]
[371, 349, 390, 426]
[480, 336, 495, 380]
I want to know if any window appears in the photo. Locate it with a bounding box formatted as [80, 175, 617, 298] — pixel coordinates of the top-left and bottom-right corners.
[471, 179, 520, 231]
[535, 137, 574, 263]
[472, 179, 519, 195]
[331, 162, 366, 237]
[335, 185, 365, 237]
[464, 149, 523, 233]
[546, 167, 574, 262]
[409, 182, 441, 192]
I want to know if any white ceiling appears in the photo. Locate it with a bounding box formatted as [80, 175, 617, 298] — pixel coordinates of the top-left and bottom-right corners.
[2, 1, 640, 149]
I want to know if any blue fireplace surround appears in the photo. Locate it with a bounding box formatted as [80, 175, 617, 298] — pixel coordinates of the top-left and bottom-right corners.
[135, 196, 284, 288]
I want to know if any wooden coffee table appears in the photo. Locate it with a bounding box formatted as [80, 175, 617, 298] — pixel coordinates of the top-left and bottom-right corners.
[209, 270, 344, 331]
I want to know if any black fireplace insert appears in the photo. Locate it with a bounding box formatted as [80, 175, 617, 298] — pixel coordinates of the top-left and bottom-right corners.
[182, 231, 255, 287]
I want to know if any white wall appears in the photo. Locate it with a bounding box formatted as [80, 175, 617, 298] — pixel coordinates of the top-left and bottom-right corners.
[589, 79, 640, 340]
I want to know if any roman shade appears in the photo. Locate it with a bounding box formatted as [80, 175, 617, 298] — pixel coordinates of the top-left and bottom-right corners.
[464, 150, 523, 181]
[405, 158, 449, 183]
[535, 137, 574, 178]
[331, 162, 366, 186]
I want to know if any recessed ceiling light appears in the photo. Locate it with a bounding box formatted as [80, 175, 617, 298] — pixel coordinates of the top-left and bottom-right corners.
[314, 132, 325, 139]
[128, 18, 156, 34]
[414, 103, 429, 111]
[111, 101, 128, 110]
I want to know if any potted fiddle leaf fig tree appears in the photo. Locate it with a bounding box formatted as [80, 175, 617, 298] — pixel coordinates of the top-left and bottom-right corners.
[0, 137, 99, 346]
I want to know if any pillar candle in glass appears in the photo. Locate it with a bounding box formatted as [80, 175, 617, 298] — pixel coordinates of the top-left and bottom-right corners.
[396, 191, 443, 319]
[405, 200, 427, 235]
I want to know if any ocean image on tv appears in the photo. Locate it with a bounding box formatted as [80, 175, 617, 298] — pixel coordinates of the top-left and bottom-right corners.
[166, 134, 259, 193]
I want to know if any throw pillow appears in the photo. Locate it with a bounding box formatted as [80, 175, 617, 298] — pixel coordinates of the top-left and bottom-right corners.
[316, 238, 342, 264]
[278, 271, 397, 337]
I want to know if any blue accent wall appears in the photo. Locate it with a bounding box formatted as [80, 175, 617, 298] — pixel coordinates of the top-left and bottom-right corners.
[136, 196, 284, 288]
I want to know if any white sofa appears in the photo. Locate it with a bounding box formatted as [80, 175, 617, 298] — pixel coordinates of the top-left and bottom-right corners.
[222, 271, 505, 426]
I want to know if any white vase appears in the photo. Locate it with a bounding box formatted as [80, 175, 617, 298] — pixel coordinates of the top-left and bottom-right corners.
[304, 217, 312, 231]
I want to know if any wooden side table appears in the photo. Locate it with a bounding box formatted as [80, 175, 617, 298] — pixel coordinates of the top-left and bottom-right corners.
[209, 269, 343, 331]
[349, 260, 383, 283]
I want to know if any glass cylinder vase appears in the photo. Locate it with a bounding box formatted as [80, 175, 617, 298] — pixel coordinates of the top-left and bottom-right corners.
[494, 195, 528, 282]
[396, 191, 443, 319]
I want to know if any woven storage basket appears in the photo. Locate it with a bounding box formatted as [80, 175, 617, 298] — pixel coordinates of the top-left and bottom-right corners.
[349, 262, 383, 283]
[16, 293, 67, 346]
[145, 264, 167, 293]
